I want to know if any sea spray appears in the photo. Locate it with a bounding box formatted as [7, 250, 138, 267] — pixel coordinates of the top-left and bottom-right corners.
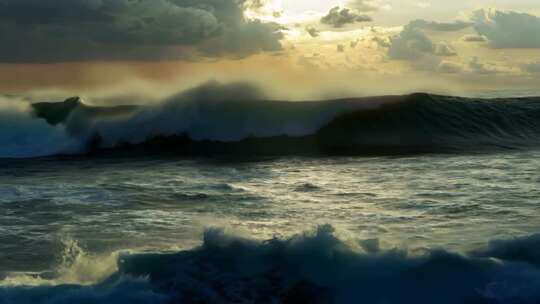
[3, 83, 540, 158]
[2, 225, 540, 304]
[0, 96, 80, 158]
[2, 238, 119, 287]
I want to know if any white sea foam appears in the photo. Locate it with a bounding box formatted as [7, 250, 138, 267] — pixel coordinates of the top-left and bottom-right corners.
[0, 96, 80, 158]
[70, 82, 381, 147]
[3, 82, 540, 158]
[2, 225, 540, 304]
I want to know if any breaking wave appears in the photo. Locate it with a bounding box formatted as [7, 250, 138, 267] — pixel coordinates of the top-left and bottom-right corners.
[3, 82, 540, 158]
[1, 225, 540, 304]
[0, 96, 80, 158]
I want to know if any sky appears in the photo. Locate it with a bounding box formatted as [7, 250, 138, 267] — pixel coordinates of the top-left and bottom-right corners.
[1, 0, 540, 101]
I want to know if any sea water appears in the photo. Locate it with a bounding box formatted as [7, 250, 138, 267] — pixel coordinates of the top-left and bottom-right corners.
[1, 152, 540, 303]
[2, 86, 540, 303]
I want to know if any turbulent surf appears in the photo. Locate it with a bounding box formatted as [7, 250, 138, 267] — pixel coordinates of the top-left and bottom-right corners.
[2, 225, 540, 304]
[3, 83, 540, 158]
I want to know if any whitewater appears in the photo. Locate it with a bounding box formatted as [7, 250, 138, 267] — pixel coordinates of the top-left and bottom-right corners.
[2, 83, 540, 303]
[3, 82, 540, 159]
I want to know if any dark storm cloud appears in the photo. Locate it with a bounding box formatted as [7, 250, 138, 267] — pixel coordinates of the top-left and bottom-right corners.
[321, 6, 372, 28]
[0, 0, 284, 63]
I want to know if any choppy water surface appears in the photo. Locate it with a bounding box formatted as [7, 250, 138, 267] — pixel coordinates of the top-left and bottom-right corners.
[1, 151, 540, 273]
[2, 148, 540, 304]
[5, 85, 540, 303]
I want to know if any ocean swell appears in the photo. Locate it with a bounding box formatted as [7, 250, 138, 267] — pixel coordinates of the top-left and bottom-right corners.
[319, 93, 540, 153]
[1, 225, 540, 304]
[3, 82, 540, 158]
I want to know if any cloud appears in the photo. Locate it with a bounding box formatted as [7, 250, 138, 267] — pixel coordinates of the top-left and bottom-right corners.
[435, 43, 457, 57]
[523, 62, 540, 74]
[462, 35, 487, 43]
[297, 54, 324, 71]
[372, 36, 391, 48]
[385, 19, 466, 61]
[468, 57, 503, 75]
[347, 0, 379, 12]
[415, 1, 431, 9]
[386, 24, 435, 60]
[0, 0, 284, 63]
[409, 20, 472, 32]
[306, 27, 320, 38]
[244, 0, 267, 10]
[321, 6, 373, 28]
[472, 9, 540, 48]
[438, 61, 463, 74]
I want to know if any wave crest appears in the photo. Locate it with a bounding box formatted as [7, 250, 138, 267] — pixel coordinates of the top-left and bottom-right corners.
[0, 96, 80, 158]
[2, 225, 540, 304]
[4, 83, 540, 158]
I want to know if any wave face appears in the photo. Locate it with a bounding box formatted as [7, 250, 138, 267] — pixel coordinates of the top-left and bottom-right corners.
[4, 83, 540, 158]
[316, 93, 540, 154]
[2, 225, 540, 304]
[0, 96, 80, 158]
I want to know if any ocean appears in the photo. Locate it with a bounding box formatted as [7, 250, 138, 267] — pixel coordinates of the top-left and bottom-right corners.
[1, 85, 540, 303]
